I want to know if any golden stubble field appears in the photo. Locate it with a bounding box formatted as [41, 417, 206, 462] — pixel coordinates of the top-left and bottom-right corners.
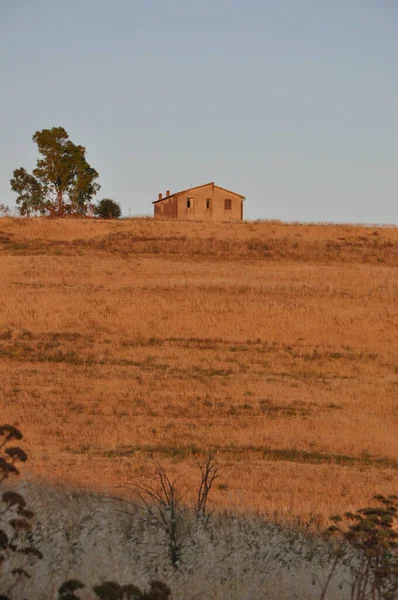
[0, 217, 397, 527]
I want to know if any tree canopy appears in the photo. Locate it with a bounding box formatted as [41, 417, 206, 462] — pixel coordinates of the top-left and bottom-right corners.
[10, 127, 100, 217]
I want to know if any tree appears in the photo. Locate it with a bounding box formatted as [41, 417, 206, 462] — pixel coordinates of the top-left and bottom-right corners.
[10, 127, 100, 217]
[0, 204, 11, 216]
[93, 198, 122, 219]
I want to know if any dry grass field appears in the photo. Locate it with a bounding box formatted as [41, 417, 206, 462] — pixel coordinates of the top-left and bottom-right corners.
[0, 217, 397, 527]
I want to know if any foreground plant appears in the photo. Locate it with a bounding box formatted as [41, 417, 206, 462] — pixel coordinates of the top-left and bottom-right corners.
[321, 495, 398, 600]
[0, 424, 42, 599]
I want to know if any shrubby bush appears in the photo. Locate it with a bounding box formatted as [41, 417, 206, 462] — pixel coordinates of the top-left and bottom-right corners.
[93, 199, 121, 219]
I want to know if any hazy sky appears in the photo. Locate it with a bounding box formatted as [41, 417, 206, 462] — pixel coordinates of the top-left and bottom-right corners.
[1, 0, 397, 223]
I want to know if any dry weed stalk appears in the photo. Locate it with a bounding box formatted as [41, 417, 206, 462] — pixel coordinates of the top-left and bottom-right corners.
[195, 455, 219, 526]
[135, 460, 183, 569]
[118, 456, 219, 568]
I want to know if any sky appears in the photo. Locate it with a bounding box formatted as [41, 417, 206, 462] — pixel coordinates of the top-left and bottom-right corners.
[0, 0, 397, 223]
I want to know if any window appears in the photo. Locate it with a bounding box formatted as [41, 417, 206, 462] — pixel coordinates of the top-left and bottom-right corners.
[224, 198, 232, 210]
[187, 197, 194, 208]
[206, 199, 211, 209]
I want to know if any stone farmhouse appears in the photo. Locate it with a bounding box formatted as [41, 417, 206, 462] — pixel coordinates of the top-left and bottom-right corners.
[153, 182, 245, 221]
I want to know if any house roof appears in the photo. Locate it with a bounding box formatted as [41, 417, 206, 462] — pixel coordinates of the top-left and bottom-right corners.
[152, 182, 246, 204]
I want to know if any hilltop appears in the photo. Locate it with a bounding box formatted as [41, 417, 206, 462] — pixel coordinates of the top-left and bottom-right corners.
[0, 217, 397, 525]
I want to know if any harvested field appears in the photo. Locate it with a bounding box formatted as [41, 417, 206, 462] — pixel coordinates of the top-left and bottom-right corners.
[0, 217, 397, 526]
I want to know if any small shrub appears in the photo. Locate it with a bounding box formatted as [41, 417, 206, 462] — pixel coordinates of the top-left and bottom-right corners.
[94, 199, 122, 219]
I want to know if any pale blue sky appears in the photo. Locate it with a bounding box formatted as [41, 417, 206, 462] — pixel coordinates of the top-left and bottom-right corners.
[1, 0, 397, 223]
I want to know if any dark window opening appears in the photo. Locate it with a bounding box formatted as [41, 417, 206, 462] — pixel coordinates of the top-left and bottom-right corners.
[187, 197, 194, 208]
[224, 198, 232, 210]
[206, 199, 211, 209]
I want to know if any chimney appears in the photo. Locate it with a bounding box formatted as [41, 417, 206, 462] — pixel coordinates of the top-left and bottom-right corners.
[166, 190, 170, 197]
[158, 193, 163, 200]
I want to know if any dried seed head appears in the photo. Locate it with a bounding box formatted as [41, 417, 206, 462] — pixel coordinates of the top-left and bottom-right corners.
[5, 447, 28, 463]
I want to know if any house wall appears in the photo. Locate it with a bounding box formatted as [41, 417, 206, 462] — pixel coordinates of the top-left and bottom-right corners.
[153, 196, 177, 219]
[212, 187, 243, 221]
[154, 184, 243, 221]
[175, 183, 214, 221]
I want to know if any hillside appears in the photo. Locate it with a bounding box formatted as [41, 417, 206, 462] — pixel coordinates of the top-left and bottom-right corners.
[0, 217, 397, 526]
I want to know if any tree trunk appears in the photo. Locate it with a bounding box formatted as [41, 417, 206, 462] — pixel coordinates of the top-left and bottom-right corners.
[57, 188, 63, 217]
